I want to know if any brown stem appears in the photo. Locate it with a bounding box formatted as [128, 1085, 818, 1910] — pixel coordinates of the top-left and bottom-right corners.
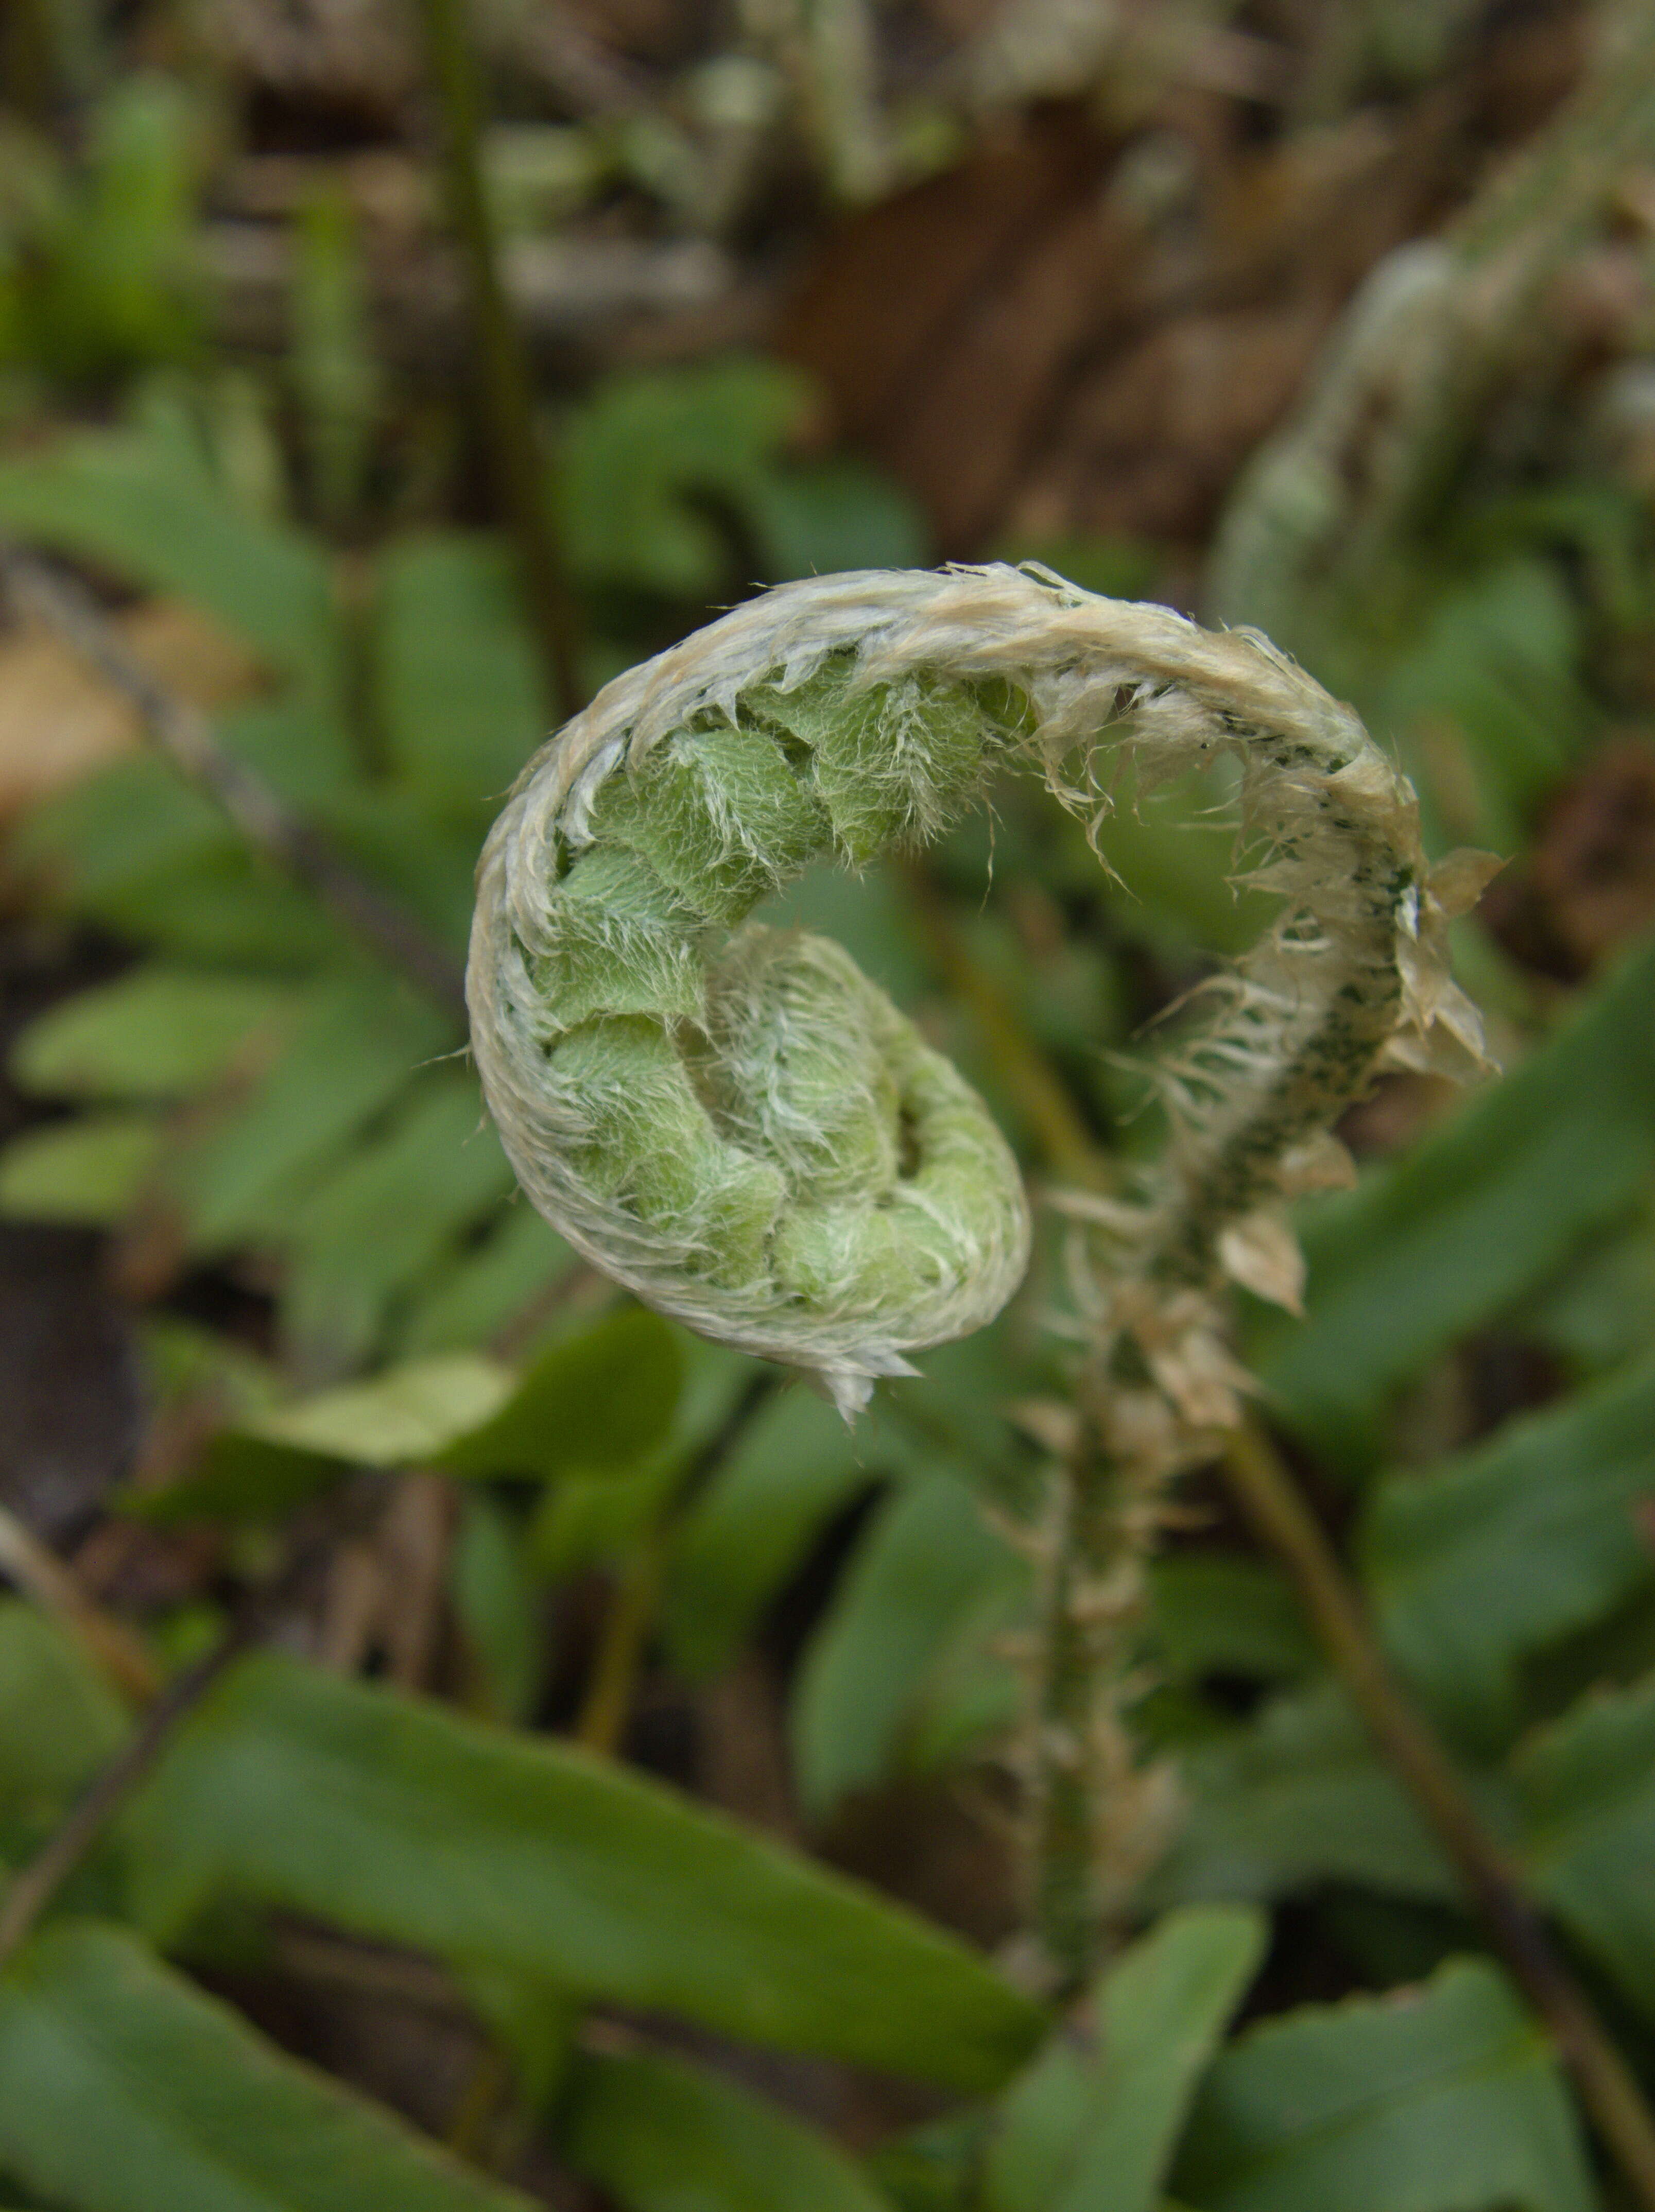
[1221, 1416, 1655, 2212]
[0, 550, 468, 1021]
[416, 0, 583, 723]
[0, 1505, 159, 1705]
[0, 1478, 388, 1968]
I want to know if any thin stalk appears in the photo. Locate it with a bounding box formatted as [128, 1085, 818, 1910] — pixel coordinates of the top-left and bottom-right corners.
[1222, 1416, 1655, 2212]
[0, 1505, 159, 1705]
[416, 0, 583, 722]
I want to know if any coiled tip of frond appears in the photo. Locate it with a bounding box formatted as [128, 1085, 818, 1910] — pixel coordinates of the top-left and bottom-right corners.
[469, 563, 1488, 1415]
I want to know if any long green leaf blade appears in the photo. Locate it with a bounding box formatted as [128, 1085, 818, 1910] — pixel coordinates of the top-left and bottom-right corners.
[125, 1655, 1043, 2092]
[0, 1920, 536, 2212]
[985, 1905, 1267, 2212]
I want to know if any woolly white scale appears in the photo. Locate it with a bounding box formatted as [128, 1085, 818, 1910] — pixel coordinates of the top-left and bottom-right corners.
[468, 564, 1492, 1419]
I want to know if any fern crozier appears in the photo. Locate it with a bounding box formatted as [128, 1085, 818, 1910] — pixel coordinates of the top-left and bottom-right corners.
[468, 564, 1487, 1417]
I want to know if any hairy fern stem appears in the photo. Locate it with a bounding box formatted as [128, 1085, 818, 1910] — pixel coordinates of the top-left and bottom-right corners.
[468, 562, 1492, 1980]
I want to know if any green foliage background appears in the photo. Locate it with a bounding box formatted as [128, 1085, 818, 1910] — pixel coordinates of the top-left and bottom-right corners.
[3, 15, 1655, 2212]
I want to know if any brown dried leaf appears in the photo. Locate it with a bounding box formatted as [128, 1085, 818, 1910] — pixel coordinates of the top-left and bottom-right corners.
[1217, 1208, 1305, 1315]
[0, 601, 261, 820]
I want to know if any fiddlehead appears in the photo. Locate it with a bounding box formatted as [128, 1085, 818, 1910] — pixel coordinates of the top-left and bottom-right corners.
[470, 562, 1481, 1408]
[468, 561, 1490, 1977]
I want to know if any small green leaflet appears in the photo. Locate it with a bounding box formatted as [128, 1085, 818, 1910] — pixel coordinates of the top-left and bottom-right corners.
[0, 1111, 162, 1226]
[134, 1308, 684, 1523]
[0, 1920, 536, 2212]
[234, 1353, 513, 1466]
[124, 1655, 1044, 2092]
[561, 2049, 893, 2212]
[9, 966, 300, 1102]
[984, 1905, 1266, 2212]
[175, 971, 452, 1253]
[278, 1072, 516, 1369]
[1171, 1958, 1597, 2212]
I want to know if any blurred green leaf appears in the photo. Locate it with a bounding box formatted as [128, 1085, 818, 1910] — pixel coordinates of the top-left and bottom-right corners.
[452, 1495, 543, 1724]
[127, 1351, 530, 1527]
[126, 1654, 1044, 2091]
[1520, 1198, 1655, 1375]
[1379, 558, 1594, 850]
[244, 1354, 512, 1467]
[1171, 1958, 1597, 2212]
[1153, 1685, 1457, 1910]
[561, 2048, 894, 2212]
[1149, 1557, 1319, 1688]
[791, 1470, 1022, 1820]
[525, 1339, 750, 1583]
[664, 1384, 873, 1679]
[0, 1603, 126, 1828]
[396, 1203, 575, 1356]
[289, 186, 378, 529]
[0, 412, 341, 690]
[0, 1110, 161, 1224]
[1514, 1669, 1655, 2019]
[9, 966, 299, 1101]
[373, 534, 550, 811]
[1252, 935, 1655, 1466]
[985, 1905, 1266, 2212]
[124, 1431, 350, 1528]
[278, 1073, 515, 1367]
[441, 1306, 682, 1482]
[0, 1920, 538, 2212]
[560, 356, 807, 597]
[745, 458, 928, 583]
[9, 79, 206, 384]
[16, 753, 345, 963]
[1089, 765, 1280, 959]
[867, 2115, 982, 2212]
[312, 785, 478, 949]
[175, 973, 451, 1251]
[1365, 1359, 1655, 1746]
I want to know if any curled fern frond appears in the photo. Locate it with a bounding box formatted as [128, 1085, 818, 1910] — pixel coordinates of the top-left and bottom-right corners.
[468, 563, 1488, 1416]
